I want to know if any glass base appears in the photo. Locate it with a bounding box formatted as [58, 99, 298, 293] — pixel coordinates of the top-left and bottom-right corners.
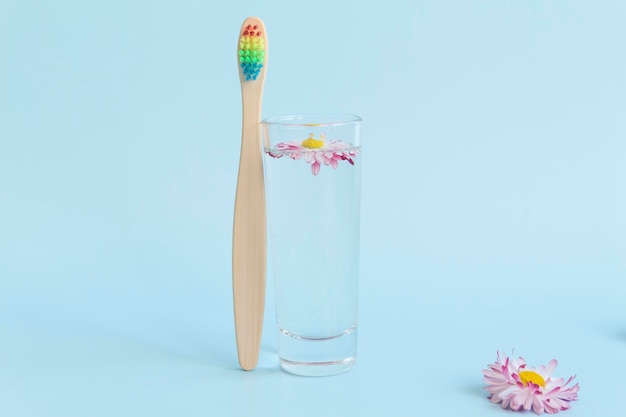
[280, 357, 356, 377]
[277, 325, 357, 377]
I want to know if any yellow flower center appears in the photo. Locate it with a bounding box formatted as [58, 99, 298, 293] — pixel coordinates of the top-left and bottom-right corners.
[519, 370, 546, 388]
[301, 134, 325, 149]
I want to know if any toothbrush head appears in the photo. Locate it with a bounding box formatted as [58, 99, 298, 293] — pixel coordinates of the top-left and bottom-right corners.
[238, 18, 267, 82]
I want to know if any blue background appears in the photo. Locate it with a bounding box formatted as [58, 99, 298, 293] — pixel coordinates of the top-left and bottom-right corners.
[1, 0, 625, 416]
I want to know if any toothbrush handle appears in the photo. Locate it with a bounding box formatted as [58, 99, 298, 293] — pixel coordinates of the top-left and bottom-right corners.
[232, 97, 267, 371]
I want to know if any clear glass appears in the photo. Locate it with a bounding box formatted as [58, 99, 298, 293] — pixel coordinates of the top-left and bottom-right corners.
[262, 114, 362, 376]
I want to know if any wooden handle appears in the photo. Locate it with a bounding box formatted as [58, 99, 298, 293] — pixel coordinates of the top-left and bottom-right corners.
[232, 17, 268, 371]
[232, 115, 266, 370]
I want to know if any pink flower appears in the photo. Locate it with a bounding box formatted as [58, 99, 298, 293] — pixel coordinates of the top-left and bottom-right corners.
[266, 134, 359, 176]
[483, 351, 579, 414]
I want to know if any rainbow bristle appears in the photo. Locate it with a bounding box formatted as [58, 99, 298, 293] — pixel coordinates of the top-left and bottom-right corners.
[239, 24, 265, 81]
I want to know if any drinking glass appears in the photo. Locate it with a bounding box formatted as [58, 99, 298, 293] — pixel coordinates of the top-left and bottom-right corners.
[261, 114, 362, 376]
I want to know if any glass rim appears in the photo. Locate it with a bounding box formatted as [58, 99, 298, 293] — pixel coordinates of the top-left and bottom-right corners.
[261, 114, 362, 127]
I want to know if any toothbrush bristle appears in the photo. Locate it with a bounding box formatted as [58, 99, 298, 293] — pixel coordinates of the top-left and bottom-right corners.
[239, 23, 265, 81]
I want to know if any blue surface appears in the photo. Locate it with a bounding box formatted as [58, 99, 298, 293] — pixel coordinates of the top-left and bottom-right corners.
[1, 1, 625, 416]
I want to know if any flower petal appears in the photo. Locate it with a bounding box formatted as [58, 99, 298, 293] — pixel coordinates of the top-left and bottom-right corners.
[532, 395, 544, 415]
[311, 161, 320, 176]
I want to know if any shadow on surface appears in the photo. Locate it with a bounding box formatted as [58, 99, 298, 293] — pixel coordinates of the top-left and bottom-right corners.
[138, 336, 282, 373]
[139, 335, 237, 370]
[49, 286, 280, 372]
[73, 316, 241, 370]
[459, 381, 487, 399]
[615, 328, 626, 343]
[588, 319, 626, 344]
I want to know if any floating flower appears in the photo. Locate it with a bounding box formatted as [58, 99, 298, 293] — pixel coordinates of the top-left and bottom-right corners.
[266, 133, 359, 176]
[483, 351, 579, 414]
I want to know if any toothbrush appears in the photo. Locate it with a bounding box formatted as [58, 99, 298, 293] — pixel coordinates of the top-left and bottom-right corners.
[232, 16, 268, 371]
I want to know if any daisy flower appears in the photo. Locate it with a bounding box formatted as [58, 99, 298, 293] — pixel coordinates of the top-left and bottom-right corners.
[482, 351, 579, 414]
[266, 133, 359, 176]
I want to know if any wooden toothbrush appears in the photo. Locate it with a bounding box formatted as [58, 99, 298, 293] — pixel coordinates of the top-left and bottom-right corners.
[232, 16, 268, 371]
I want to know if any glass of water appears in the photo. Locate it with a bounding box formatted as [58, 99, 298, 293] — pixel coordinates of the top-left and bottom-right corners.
[261, 114, 362, 376]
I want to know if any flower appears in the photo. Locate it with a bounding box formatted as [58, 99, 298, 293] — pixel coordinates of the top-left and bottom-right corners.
[482, 351, 579, 414]
[266, 133, 359, 176]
